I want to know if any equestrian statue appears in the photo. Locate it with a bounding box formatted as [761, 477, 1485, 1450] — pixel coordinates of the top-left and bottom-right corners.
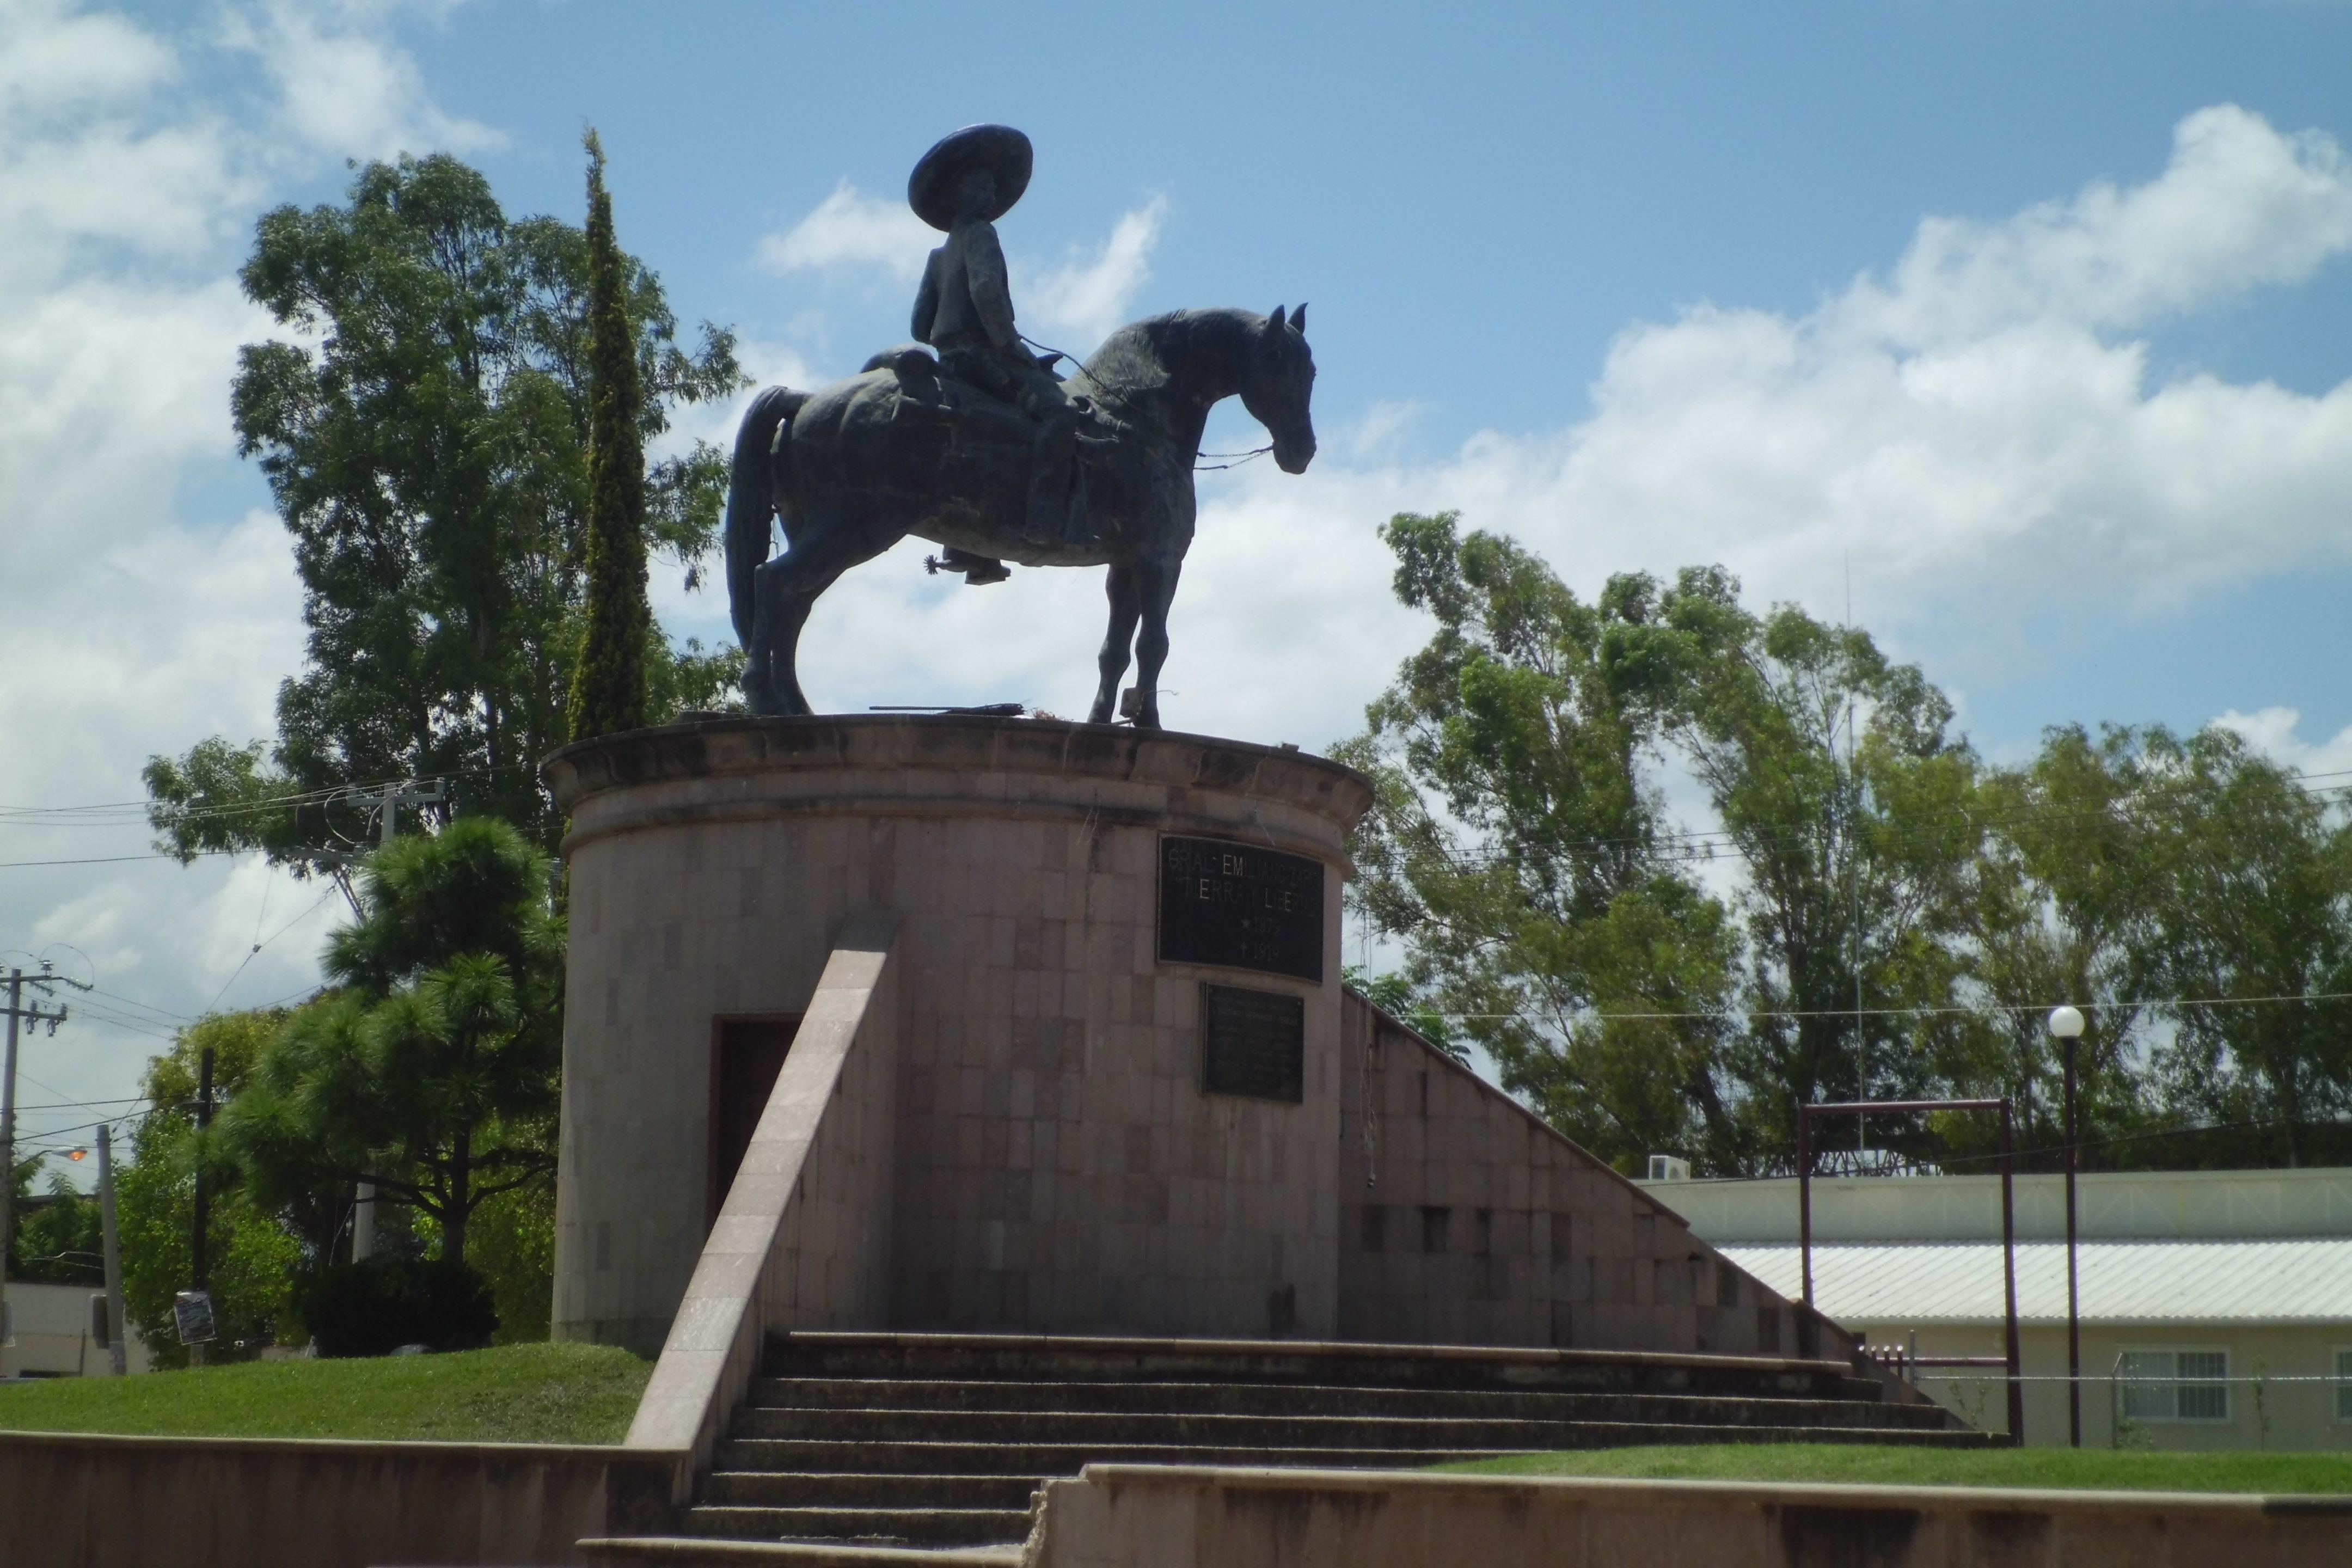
[725, 124, 1318, 729]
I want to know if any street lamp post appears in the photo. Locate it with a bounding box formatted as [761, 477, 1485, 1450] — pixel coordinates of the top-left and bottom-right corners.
[2048, 1004, 2087, 1448]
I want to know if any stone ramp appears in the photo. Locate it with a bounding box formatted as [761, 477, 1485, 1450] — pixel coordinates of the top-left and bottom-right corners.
[586, 1330, 1993, 1560]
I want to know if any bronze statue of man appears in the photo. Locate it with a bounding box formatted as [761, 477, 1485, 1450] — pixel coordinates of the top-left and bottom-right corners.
[906, 124, 1087, 583]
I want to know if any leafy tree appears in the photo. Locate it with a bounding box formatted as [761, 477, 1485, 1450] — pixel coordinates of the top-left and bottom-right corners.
[1352, 515, 2352, 1178]
[220, 818, 561, 1265]
[11, 1163, 103, 1285]
[1605, 566, 1983, 1163]
[145, 152, 744, 867]
[1339, 514, 1743, 1173]
[1344, 967, 1468, 1064]
[1955, 725, 2163, 1168]
[568, 129, 652, 742]
[438, 1179, 554, 1343]
[2129, 726, 2352, 1166]
[118, 1010, 305, 1363]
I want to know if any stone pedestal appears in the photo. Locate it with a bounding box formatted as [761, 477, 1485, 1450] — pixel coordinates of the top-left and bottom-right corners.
[544, 716, 1372, 1352]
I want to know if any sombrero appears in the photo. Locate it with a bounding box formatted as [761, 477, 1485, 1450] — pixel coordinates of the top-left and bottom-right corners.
[908, 124, 1033, 231]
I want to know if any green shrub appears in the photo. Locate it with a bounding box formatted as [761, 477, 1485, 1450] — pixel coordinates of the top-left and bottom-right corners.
[303, 1257, 498, 1357]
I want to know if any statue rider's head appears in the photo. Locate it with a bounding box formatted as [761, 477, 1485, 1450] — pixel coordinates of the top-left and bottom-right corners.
[951, 166, 998, 224]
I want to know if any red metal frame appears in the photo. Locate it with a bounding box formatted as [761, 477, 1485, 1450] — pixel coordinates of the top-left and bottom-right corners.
[1799, 1097, 2023, 1444]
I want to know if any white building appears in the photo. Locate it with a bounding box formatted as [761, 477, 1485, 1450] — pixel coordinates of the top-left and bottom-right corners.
[1640, 1165, 2352, 1449]
[2, 1281, 150, 1377]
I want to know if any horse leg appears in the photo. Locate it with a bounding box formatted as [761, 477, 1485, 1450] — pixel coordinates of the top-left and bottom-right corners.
[750, 515, 898, 716]
[1131, 555, 1183, 730]
[1087, 564, 1143, 724]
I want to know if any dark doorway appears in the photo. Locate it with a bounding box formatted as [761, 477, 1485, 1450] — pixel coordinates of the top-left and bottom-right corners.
[710, 1015, 800, 1227]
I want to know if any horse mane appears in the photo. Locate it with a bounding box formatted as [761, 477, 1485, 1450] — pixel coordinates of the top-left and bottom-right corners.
[1079, 309, 1257, 403]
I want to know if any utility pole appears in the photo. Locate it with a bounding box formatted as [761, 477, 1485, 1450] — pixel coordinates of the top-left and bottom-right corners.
[341, 778, 442, 1264]
[1, 963, 82, 1370]
[96, 1124, 126, 1376]
[189, 1041, 212, 1367]
[2049, 1006, 2087, 1447]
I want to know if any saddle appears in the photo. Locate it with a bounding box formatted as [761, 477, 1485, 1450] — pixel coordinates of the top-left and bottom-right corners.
[852, 344, 1117, 571]
[861, 343, 1063, 385]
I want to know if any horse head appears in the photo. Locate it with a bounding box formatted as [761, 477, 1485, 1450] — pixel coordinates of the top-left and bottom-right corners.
[1242, 304, 1317, 474]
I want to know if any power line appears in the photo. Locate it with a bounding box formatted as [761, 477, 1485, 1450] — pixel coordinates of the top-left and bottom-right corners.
[84, 987, 196, 1025]
[1374, 773, 2352, 875]
[1430, 989, 2352, 1025]
[0, 851, 247, 869]
[1656, 1112, 2352, 1187]
[202, 886, 344, 1016]
[0, 759, 536, 825]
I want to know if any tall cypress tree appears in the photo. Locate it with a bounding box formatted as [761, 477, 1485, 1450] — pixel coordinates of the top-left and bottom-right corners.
[567, 128, 651, 741]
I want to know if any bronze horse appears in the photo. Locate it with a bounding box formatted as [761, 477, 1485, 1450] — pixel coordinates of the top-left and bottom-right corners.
[724, 305, 1316, 727]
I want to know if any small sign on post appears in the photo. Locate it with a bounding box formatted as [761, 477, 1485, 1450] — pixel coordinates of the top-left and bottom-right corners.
[89, 1293, 109, 1349]
[172, 1290, 217, 1346]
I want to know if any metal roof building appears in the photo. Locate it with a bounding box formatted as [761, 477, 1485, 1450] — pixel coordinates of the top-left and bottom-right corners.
[1718, 1238, 2352, 1328]
[1640, 1167, 2352, 1450]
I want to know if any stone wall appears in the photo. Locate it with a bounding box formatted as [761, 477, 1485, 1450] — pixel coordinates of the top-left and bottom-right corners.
[0, 1430, 674, 1568]
[1026, 1464, 2352, 1568]
[1336, 992, 1800, 1356]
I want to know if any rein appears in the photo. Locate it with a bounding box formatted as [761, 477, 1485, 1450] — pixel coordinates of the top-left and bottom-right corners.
[1020, 332, 1283, 474]
[1192, 445, 1274, 471]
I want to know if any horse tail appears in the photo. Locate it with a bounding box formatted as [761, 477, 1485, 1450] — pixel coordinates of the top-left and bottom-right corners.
[725, 384, 807, 648]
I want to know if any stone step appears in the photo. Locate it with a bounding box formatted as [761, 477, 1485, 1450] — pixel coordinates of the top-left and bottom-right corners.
[744, 1376, 1952, 1429]
[729, 1405, 1943, 1449]
[715, 1438, 1522, 1475]
[767, 1331, 1878, 1401]
[704, 1472, 1043, 1510]
[579, 1538, 1024, 1568]
[716, 1424, 1996, 1480]
[684, 1505, 1031, 1549]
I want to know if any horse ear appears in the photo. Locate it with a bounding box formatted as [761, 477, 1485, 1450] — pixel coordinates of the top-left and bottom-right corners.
[1291, 302, 1307, 338]
[1267, 305, 1287, 334]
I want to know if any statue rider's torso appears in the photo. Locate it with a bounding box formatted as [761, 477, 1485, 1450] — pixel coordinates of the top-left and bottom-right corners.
[916, 219, 1020, 360]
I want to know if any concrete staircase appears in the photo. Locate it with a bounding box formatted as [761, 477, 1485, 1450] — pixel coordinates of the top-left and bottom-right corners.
[579, 1331, 1992, 1566]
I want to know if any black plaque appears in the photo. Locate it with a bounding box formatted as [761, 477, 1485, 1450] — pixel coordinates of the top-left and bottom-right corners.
[1157, 835, 1325, 982]
[1200, 984, 1306, 1104]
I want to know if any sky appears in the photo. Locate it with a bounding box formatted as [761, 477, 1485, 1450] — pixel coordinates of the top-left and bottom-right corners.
[3, 0, 2350, 1187]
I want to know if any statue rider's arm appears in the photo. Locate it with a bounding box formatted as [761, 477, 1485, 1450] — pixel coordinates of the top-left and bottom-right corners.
[911, 249, 943, 344]
[957, 221, 1021, 350]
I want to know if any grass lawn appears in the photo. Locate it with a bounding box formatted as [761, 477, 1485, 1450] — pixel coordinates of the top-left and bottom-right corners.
[1439, 1444, 2352, 1494]
[0, 1342, 650, 1445]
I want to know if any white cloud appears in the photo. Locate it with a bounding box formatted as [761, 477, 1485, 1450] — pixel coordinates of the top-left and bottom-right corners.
[1017, 194, 1168, 349]
[1340, 400, 1430, 463]
[228, 0, 500, 161]
[0, 0, 491, 1169]
[1343, 105, 2352, 625]
[1847, 107, 2352, 346]
[2213, 707, 2352, 781]
[0, 0, 174, 118]
[757, 180, 935, 281]
[754, 185, 1168, 353]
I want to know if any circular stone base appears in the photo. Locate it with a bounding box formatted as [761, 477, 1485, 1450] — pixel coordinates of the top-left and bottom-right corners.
[543, 715, 1372, 1352]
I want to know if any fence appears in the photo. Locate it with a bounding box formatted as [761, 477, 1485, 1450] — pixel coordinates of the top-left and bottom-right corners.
[1888, 1362, 2352, 1449]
